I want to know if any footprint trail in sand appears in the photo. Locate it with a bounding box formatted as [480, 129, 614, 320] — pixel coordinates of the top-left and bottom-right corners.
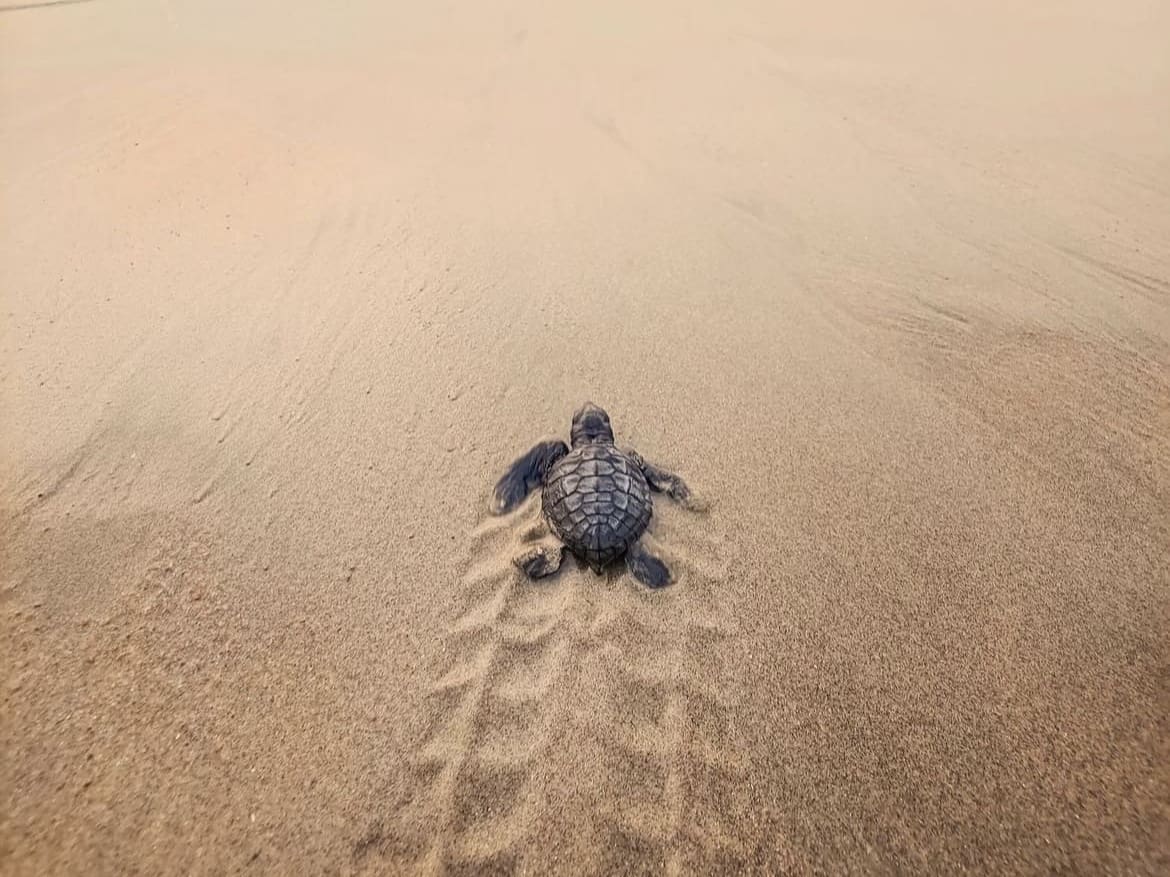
[375, 495, 748, 872]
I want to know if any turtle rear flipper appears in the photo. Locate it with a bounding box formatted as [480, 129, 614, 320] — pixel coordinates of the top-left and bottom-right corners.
[491, 439, 569, 514]
[515, 542, 565, 579]
[626, 539, 671, 588]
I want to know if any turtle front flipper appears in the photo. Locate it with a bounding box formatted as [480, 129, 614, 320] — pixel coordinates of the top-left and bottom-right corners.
[626, 539, 671, 588]
[515, 542, 565, 579]
[491, 439, 569, 514]
[630, 452, 706, 511]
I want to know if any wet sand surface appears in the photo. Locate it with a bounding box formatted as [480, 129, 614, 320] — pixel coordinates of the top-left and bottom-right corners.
[2, 1, 1168, 873]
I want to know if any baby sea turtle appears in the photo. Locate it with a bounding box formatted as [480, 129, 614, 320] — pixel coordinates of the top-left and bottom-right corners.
[490, 402, 702, 587]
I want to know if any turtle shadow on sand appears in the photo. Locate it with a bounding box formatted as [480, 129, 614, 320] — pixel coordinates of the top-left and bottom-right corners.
[490, 402, 706, 588]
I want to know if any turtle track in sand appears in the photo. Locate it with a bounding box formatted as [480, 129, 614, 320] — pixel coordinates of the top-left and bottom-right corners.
[358, 493, 751, 873]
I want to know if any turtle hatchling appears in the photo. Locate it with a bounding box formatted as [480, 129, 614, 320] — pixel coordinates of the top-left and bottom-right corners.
[490, 402, 703, 587]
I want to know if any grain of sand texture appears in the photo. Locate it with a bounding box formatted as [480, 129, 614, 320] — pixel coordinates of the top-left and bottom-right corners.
[2, 0, 1169, 873]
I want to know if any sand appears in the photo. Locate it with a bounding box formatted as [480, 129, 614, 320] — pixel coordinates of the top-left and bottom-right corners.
[2, 0, 1168, 872]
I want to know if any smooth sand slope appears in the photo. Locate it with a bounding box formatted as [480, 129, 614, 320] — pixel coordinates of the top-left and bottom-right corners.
[2, 0, 1168, 873]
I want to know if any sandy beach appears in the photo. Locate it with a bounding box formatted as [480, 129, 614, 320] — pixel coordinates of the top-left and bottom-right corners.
[2, 0, 1168, 872]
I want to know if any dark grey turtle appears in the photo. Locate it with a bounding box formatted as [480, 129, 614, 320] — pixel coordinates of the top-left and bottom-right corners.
[490, 402, 703, 587]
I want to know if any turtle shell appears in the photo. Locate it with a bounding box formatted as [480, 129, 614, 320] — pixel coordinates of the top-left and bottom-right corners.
[542, 444, 652, 571]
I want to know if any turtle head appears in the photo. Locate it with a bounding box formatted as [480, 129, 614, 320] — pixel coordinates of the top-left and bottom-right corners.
[571, 402, 614, 447]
